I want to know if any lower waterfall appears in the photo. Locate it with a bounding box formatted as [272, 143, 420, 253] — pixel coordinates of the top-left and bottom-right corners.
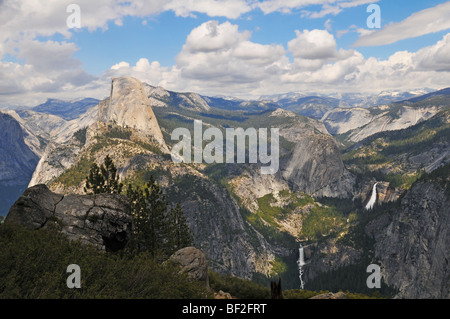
[297, 244, 306, 290]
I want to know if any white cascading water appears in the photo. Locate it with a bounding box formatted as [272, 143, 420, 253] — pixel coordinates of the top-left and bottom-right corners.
[365, 182, 378, 210]
[297, 244, 306, 290]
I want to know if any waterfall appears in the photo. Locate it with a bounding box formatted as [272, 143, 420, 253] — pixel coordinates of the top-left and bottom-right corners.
[365, 182, 378, 210]
[297, 244, 306, 290]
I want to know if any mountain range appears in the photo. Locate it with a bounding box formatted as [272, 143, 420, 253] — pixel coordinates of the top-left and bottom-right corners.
[0, 77, 448, 298]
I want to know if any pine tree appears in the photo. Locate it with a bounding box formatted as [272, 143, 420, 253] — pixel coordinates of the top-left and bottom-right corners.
[126, 177, 169, 257]
[167, 203, 193, 253]
[126, 176, 193, 258]
[84, 155, 123, 194]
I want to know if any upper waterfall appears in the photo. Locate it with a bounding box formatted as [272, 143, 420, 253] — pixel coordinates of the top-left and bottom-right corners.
[365, 182, 378, 210]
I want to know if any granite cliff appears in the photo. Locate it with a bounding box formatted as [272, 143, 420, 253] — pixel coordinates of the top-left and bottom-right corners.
[366, 175, 450, 298]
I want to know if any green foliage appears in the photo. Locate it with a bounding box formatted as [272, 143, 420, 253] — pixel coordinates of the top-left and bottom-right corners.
[0, 223, 210, 299]
[242, 191, 316, 248]
[256, 194, 285, 227]
[73, 127, 87, 146]
[104, 125, 132, 140]
[136, 141, 167, 156]
[384, 172, 423, 189]
[418, 162, 450, 194]
[208, 271, 270, 299]
[300, 205, 346, 241]
[166, 203, 194, 253]
[84, 155, 123, 195]
[126, 177, 193, 259]
[304, 203, 399, 298]
[244, 209, 297, 248]
[52, 155, 91, 188]
[126, 178, 168, 257]
[342, 109, 450, 190]
[269, 257, 287, 277]
[316, 196, 361, 216]
[305, 260, 397, 298]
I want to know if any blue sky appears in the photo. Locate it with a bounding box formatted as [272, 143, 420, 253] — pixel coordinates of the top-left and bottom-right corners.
[71, 0, 447, 73]
[1, 0, 450, 106]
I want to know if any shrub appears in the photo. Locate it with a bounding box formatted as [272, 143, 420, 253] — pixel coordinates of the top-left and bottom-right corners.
[0, 223, 210, 299]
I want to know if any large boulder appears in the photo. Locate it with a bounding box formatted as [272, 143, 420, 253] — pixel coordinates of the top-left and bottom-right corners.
[168, 247, 209, 288]
[6, 184, 133, 252]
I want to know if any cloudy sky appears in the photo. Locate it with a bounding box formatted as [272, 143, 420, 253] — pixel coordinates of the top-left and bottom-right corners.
[1, 0, 450, 106]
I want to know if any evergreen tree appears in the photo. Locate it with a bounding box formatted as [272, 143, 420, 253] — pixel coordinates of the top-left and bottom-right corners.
[126, 177, 169, 258]
[84, 155, 123, 194]
[167, 203, 193, 252]
[126, 177, 193, 258]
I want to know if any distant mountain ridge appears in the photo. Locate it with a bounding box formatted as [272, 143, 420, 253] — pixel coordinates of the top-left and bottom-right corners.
[321, 88, 450, 143]
[29, 98, 100, 121]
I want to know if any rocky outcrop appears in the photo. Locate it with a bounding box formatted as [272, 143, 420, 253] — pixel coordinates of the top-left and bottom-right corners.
[99, 77, 166, 149]
[302, 239, 362, 283]
[168, 247, 209, 288]
[6, 184, 133, 252]
[277, 114, 355, 198]
[366, 181, 450, 298]
[28, 138, 84, 188]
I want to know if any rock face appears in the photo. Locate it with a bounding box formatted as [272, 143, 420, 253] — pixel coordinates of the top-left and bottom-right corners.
[322, 104, 441, 143]
[143, 83, 211, 112]
[99, 77, 166, 148]
[6, 184, 133, 252]
[321, 107, 373, 135]
[280, 132, 354, 198]
[0, 111, 40, 216]
[366, 181, 450, 298]
[168, 247, 209, 288]
[302, 239, 361, 283]
[164, 170, 277, 278]
[0, 112, 39, 185]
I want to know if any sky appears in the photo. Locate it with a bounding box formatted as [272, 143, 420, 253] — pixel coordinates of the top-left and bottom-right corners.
[1, 0, 450, 106]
